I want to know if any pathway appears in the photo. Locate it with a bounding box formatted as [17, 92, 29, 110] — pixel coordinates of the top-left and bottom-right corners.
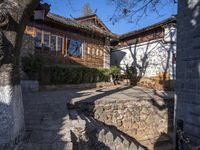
[18, 90, 73, 150]
[17, 86, 174, 150]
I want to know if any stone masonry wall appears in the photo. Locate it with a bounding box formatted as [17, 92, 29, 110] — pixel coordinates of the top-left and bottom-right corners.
[69, 109, 147, 150]
[20, 31, 35, 58]
[0, 85, 25, 150]
[137, 75, 174, 91]
[20, 32, 35, 79]
[76, 95, 174, 149]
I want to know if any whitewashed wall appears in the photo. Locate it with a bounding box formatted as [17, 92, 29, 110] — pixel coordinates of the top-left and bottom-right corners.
[111, 25, 176, 79]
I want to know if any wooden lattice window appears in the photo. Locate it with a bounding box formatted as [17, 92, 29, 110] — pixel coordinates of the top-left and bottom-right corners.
[36, 31, 42, 49]
[67, 39, 82, 57]
[57, 36, 63, 53]
[50, 34, 56, 52]
[43, 32, 50, 50]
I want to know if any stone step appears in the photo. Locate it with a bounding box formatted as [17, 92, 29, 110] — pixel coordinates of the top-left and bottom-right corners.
[73, 113, 147, 150]
[154, 134, 173, 150]
[121, 135, 131, 145]
[156, 135, 171, 143]
[154, 143, 173, 150]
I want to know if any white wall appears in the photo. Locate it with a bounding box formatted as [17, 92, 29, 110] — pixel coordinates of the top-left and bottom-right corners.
[111, 25, 176, 79]
[164, 25, 177, 43]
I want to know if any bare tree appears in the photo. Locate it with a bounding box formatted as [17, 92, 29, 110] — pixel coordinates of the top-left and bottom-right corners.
[82, 2, 95, 16]
[109, 0, 177, 24]
[0, 0, 39, 148]
[0, 0, 39, 83]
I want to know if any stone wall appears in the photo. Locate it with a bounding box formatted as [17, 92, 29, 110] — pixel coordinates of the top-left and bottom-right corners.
[40, 82, 116, 91]
[69, 109, 147, 150]
[76, 94, 174, 149]
[176, 0, 200, 148]
[137, 75, 174, 91]
[20, 32, 35, 80]
[0, 85, 25, 150]
[20, 31, 35, 58]
[21, 80, 39, 92]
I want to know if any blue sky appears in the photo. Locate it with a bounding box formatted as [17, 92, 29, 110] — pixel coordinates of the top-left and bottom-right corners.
[44, 0, 177, 34]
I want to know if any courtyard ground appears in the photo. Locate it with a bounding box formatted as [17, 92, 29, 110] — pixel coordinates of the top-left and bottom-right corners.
[18, 85, 174, 150]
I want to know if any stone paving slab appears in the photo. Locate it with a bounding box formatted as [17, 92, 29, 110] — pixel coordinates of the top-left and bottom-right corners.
[18, 85, 174, 150]
[19, 89, 73, 150]
[69, 85, 174, 104]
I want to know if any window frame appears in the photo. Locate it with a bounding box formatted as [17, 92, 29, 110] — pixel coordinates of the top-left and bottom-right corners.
[34, 28, 105, 67]
[57, 36, 63, 53]
[67, 39, 83, 58]
[43, 31, 50, 51]
[35, 30, 42, 49]
[50, 33, 57, 53]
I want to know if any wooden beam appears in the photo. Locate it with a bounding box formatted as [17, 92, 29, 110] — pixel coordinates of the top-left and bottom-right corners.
[33, 23, 105, 45]
[65, 37, 68, 56]
[62, 37, 65, 55]
[56, 35, 58, 54]
[34, 27, 37, 49]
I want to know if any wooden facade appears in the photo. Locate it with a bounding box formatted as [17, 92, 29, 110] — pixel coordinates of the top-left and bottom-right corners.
[21, 12, 114, 68]
[112, 17, 176, 49]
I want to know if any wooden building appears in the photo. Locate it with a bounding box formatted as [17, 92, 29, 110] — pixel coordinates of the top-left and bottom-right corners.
[21, 7, 115, 69]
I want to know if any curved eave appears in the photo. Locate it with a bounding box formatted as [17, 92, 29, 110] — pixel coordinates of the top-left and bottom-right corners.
[46, 13, 115, 38]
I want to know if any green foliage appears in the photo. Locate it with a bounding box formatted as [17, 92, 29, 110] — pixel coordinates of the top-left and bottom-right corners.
[110, 66, 121, 76]
[126, 65, 137, 78]
[22, 56, 121, 85]
[22, 54, 43, 79]
[41, 65, 120, 85]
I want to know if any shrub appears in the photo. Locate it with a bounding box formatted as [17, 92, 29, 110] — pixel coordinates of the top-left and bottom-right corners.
[126, 66, 137, 78]
[110, 66, 121, 76]
[22, 56, 122, 85]
[40, 65, 117, 85]
[22, 54, 43, 80]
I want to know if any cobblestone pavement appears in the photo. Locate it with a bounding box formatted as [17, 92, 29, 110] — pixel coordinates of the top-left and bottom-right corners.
[18, 86, 174, 150]
[18, 90, 74, 150]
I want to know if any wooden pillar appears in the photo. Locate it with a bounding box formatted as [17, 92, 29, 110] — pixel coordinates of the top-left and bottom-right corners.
[55, 35, 58, 55]
[61, 37, 65, 63]
[65, 37, 68, 56]
[0, 0, 40, 149]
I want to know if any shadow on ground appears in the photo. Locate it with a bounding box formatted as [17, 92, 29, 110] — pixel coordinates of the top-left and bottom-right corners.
[19, 84, 174, 150]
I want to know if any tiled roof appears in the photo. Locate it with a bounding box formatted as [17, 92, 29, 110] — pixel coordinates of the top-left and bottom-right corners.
[46, 13, 115, 37]
[75, 14, 110, 32]
[119, 16, 176, 40]
[75, 14, 96, 21]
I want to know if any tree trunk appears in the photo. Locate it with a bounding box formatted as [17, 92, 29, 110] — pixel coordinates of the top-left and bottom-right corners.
[0, 0, 39, 149]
